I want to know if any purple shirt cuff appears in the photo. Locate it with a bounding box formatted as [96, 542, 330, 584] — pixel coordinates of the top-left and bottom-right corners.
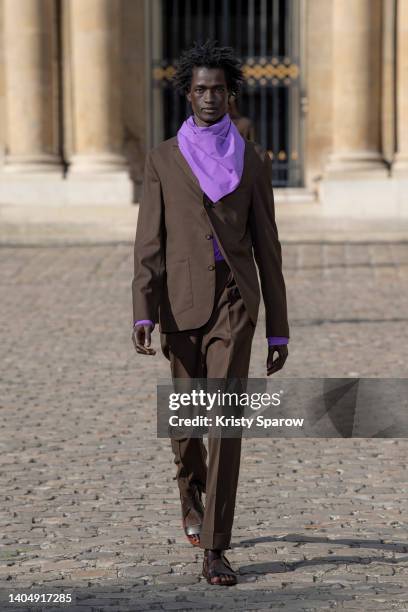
[267, 336, 289, 346]
[134, 319, 155, 329]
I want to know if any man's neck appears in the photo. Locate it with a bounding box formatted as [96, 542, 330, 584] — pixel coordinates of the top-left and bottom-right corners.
[193, 113, 226, 128]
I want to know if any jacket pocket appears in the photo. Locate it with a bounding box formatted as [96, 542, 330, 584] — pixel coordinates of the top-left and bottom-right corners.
[166, 258, 194, 314]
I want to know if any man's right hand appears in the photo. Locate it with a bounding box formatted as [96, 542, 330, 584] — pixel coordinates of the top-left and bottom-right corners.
[132, 323, 156, 355]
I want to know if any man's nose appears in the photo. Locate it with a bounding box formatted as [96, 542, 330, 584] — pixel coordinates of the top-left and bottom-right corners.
[204, 90, 215, 103]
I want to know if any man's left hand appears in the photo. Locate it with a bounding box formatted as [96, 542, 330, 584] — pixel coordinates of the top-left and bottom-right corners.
[267, 345, 288, 376]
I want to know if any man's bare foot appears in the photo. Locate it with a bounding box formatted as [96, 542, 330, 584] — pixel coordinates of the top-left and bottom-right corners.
[202, 549, 237, 585]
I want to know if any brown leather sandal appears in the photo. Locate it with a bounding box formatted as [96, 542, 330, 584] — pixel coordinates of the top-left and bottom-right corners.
[179, 483, 205, 547]
[202, 550, 237, 586]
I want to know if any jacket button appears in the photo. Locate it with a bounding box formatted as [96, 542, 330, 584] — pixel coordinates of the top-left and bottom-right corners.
[205, 234, 213, 240]
[208, 264, 215, 271]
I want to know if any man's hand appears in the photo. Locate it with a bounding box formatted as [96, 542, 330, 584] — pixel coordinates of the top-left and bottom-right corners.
[267, 344, 288, 376]
[132, 323, 156, 355]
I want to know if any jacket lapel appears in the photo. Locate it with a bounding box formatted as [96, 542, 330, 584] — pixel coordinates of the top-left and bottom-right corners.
[172, 142, 203, 197]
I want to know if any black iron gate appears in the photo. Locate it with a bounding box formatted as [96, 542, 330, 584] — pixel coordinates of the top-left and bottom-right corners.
[148, 0, 304, 187]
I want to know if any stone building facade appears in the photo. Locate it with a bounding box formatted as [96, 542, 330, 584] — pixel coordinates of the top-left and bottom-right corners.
[0, 0, 407, 215]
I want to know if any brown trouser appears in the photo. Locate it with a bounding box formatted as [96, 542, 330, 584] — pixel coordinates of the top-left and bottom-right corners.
[160, 260, 255, 549]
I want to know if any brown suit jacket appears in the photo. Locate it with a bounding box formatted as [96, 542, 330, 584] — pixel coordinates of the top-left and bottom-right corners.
[132, 136, 289, 338]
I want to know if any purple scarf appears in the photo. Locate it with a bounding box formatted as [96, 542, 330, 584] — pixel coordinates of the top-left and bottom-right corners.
[177, 113, 245, 203]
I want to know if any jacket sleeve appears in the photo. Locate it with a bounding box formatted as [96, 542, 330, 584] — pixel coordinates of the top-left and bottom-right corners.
[131, 151, 165, 325]
[249, 151, 289, 338]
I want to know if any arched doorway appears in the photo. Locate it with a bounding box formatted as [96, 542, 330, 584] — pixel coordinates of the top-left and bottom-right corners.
[146, 0, 305, 187]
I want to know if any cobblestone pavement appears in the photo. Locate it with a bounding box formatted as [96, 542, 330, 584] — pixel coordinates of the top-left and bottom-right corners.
[1, 242, 408, 611]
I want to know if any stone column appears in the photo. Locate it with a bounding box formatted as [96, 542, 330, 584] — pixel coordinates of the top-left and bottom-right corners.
[324, 0, 388, 177]
[304, 0, 335, 189]
[381, 0, 397, 166]
[393, 0, 408, 175]
[65, 0, 129, 175]
[2, 0, 62, 173]
[0, 1, 5, 166]
[121, 0, 147, 198]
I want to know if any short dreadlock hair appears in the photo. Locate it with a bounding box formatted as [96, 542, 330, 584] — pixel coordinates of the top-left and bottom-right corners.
[172, 40, 244, 96]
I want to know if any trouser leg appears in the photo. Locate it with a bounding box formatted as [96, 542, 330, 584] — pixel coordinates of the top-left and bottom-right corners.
[164, 332, 208, 494]
[161, 261, 235, 497]
[198, 264, 255, 550]
[162, 261, 255, 550]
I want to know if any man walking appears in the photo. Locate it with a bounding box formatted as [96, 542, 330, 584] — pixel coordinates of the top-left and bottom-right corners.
[132, 41, 289, 586]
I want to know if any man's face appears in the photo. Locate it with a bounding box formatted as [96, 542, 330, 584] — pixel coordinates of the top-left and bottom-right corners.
[186, 67, 230, 126]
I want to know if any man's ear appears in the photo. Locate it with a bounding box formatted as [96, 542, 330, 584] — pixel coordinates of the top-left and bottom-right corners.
[186, 90, 191, 103]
